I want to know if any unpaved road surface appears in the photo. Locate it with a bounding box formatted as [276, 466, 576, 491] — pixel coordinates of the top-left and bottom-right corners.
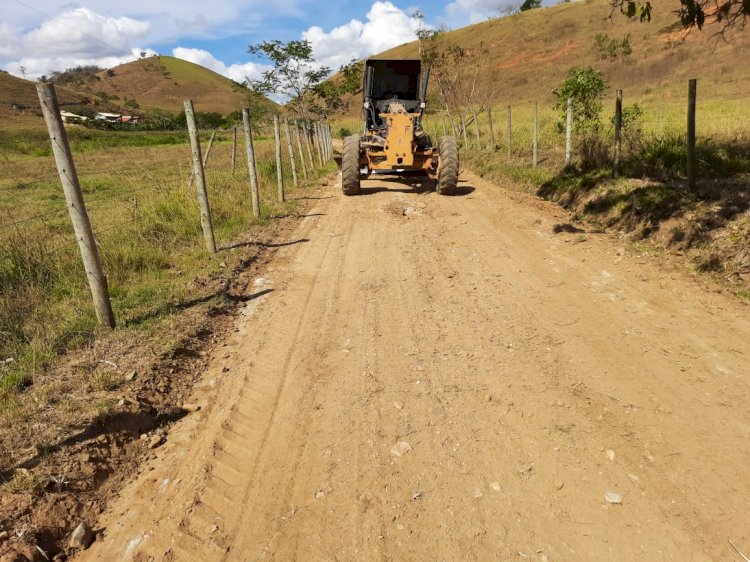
[80, 171, 750, 561]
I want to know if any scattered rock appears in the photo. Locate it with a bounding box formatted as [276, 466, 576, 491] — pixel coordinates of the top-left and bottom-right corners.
[222, 366, 230, 373]
[148, 434, 164, 449]
[315, 490, 325, 499]
[604, 491, 623, 505]
[606, 449, 615, 461]
[490, 481, 502, 492]
[393, 401, 404, 410]
[124, 370, 137, 381]
[411, 489, 422, 500]
[182, 402, 201, 413]
[69, 521, 93, 549]
[390, 441, 412, 458]
[554, 480, 565, 491]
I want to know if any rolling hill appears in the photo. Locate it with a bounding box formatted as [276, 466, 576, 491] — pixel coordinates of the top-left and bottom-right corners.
[0, 71, 89, 127]
[365, 0, 750, 108]
[86, 55, 266, 115]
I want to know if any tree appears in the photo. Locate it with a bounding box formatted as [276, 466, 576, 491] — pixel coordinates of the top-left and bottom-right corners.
[609, 0, 747, 32]
[18, 66, 27, 79]
[313, 59, 363, 115]
[247, 39, 330, 120]
[520, 0, 542, 11]
[553, 66, 608, 132]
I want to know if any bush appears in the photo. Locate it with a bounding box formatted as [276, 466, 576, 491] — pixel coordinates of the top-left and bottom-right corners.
[553, 67, 608, 133]
[338, 127, 352, 139]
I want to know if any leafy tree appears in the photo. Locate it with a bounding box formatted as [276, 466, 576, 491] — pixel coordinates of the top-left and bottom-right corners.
[314, 59, 363, 115]
[553, 66, 608, 132]
[520, 0, 542, 11]
[609, 0, 747, 32]
[124, 97, 140, 109]
[247, 39, 330, 120]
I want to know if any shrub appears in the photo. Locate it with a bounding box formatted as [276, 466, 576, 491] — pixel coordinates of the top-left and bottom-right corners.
[553, 66, 608, 133]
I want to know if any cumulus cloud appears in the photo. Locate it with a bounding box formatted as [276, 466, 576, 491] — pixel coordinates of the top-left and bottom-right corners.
[302, 1, 423, 71]
[172, 47, 270, 84]
[445, 0, 519, 23]
[1, 8, 153, 79]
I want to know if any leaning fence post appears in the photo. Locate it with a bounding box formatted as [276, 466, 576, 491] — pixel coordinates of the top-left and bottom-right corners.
[184, 100, 217, 254]
[532, 102, 538, 168]
[303, 123, 315, 170]
[327, 124, 333, 160]
[565, 97, 573, 166]
[284, 118, 299, 189]
[241, 108, 260, 219]
[687, 78, 697, 190]
[188, 129, 216, 187]
[294, 121, 308, 180]
[614, 89, 623, 177]
[460, 114, 468, 147]
[314, 123, 324, 167]
[487, 107, 496, 151]
[37, 82, 116, 329]
[231, 126, 237, 175]
[274, 114, 284, 203]
[473, 110, 481, 146]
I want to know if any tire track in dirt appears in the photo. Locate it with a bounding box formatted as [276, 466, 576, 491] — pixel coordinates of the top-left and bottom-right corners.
[78, 170, 750, 561]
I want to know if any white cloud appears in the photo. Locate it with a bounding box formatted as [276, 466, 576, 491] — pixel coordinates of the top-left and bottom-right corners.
[1, 7, 153, 79]
[172, 47, 270, 83]
[445, 0, 519, 23]
[302, 1, 423, 71]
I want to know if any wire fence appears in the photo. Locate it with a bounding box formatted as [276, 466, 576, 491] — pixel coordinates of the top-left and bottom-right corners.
[0, 85, 336, 383]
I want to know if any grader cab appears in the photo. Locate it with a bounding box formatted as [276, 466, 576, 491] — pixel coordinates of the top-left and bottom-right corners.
[341, 59, 459, 196]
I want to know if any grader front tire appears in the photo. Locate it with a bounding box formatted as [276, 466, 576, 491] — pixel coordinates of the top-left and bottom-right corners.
[341, 135, 361, 196]
[436, 136, 459, 196]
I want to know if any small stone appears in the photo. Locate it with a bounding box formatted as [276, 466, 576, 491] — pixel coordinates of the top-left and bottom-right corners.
[182, 402, 201, 413]
[148, 435, 164, 449]
[604, 491, 623, 504]
[222, 366, 230, 373]
[606, 449, 615, 461]
[124, 370, 137, 381]
[210, 525, 219, 534]
[473, 487, 483, 499]
[0, 531, 8, 540]
[390, 441, 412, 458]
[554, 480, 565, 491]
[627, 474, 639, 483]
[490, 481, 502, 492]
[393, 401, 404, 410]
[69, 522, 93, 549]
[219, 261, 227, 268]
[315, 490, 325, 499]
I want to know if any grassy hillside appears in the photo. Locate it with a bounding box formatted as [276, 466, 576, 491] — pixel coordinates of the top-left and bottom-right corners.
[377, 0, 750, 105]
[0, 71, 89, 129]
[86, 56, 269, 115]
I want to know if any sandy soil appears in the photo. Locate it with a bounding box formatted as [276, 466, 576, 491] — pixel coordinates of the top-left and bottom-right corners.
[77, 170, 750, 561]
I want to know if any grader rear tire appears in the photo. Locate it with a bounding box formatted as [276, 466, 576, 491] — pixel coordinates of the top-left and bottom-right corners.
[436, 136, 459, 196]
[341, 135, 361, 196]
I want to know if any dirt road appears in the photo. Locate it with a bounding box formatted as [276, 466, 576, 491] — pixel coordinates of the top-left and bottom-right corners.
[80, 170, 750, 561]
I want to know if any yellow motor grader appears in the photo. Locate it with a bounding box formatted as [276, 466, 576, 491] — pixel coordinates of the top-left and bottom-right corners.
[341, 59, 459, 196]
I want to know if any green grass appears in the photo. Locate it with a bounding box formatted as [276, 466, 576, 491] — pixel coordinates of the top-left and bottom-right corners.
[0, 127, 335, 415]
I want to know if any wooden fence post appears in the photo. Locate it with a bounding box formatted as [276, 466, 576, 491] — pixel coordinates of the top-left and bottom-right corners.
[37, 82, 116, 329]
[314, 123, 324, 167]
[473, 110, 481, 146]
[487, 107, 496, 151]
[284, 118, 299, 189]
[295, 121, 308, 180]
[184, 99, 217, 254]
[460, 114, 468, 147]
[565, 97, 573, 166]
[303, 123, 315, 170]
[273, 114, 284, 203]
[188, 129, 216, 187]
[327, 124, 333, 160]
[532, 102, 538, 168]
[687, 79, 697, 190]
[241, 108, 261, 219]
[507, 105, 512, 158]
[231, 126, 237, 175]
[614, 89, 622, 177]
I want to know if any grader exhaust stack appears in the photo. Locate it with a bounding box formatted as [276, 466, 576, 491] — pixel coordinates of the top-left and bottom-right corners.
[341, 59, 459, 196]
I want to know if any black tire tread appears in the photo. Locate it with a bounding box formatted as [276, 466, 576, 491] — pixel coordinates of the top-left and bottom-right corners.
[341, 135, 361, 196]
[436, 136, 459, 195]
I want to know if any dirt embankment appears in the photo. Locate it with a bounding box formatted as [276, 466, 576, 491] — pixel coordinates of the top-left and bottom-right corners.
[25, 169, 746, 561]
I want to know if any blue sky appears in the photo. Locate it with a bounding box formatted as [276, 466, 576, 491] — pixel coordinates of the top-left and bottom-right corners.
[0, 0, 517, 80]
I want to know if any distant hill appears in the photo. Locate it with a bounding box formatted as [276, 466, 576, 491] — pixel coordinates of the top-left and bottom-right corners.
[85, 56, 271, 115]
[0, 71, 89, 127]
[351, 0, 749, 110]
